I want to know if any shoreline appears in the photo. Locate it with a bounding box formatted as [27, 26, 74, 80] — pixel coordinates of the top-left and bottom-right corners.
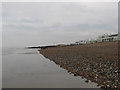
[39, 41, 119, 89]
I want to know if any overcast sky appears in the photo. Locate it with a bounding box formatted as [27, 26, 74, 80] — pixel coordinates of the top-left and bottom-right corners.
[2, 2, 118, 47]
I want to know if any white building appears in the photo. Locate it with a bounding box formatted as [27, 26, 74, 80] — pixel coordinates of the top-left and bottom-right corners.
[97, 34, 118, 42]
[75, 34, 118, 45]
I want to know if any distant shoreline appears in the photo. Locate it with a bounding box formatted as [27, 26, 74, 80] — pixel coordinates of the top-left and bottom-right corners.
[39, 41, 119, 89]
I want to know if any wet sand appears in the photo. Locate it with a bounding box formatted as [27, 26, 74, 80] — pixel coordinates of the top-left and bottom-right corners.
[39, 41, 119, 89]
[3, 47, 99, 88]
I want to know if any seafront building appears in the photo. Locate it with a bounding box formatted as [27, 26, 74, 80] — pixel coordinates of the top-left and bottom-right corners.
[97, 34, 118, 42]
[75, 34, 118, 45]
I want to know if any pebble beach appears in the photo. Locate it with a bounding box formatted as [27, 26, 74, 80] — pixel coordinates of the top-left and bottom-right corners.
[39, 41, 119, 89]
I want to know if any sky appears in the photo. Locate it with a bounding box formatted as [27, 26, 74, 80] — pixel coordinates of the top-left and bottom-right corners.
[0, 4, 1, 47]
[1, 0, 119, 2]
[2, 2, 118, 47]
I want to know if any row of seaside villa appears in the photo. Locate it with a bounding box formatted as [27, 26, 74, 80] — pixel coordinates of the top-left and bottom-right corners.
[75, 34, 119, 45]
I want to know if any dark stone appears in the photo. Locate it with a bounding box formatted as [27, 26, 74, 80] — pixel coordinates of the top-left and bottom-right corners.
[85, 80, 89, 83]
[81, 76, 84, 79]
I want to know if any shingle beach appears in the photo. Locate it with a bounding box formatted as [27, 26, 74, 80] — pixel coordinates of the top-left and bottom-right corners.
[39, 41, 119, 89]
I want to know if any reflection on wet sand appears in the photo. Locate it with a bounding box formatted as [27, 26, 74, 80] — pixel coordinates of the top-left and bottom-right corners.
[3, 48, 99, 88]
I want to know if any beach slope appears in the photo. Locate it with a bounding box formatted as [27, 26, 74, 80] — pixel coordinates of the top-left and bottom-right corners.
[39, 41, 119, 89]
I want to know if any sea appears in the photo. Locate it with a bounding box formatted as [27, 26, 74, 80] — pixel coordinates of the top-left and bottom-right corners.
[2, 47, 100, 88]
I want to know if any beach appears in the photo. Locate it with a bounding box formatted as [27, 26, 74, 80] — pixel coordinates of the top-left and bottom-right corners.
[3, 47, 99, 88]
[39, 41, 119, 89]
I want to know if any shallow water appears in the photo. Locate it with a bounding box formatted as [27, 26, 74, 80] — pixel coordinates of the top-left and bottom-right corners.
[2, 47, 100, 88]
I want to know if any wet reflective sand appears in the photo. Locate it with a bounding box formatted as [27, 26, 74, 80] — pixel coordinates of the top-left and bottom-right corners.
[2, 47, 99, 88]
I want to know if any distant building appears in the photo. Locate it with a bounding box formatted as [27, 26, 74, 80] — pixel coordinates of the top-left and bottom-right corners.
[75, 33, 118, 45]
[97, 34, 118, 42]
[75, 40, 87, 45]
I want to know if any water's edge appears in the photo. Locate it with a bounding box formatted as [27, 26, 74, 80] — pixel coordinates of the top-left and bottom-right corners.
[2, 47, 99, 88]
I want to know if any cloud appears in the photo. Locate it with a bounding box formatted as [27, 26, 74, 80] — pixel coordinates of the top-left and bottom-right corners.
[2, 2, 118, 47]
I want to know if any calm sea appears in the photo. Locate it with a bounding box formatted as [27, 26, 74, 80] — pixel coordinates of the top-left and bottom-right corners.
[2, 47, 99, 88]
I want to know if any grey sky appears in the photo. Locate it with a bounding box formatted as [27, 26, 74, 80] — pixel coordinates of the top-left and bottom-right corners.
[2, 2, 118, 47]
[0, 3, 2, 48]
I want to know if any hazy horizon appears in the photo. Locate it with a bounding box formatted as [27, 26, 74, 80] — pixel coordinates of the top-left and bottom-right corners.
[2, 2, 118, 47]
